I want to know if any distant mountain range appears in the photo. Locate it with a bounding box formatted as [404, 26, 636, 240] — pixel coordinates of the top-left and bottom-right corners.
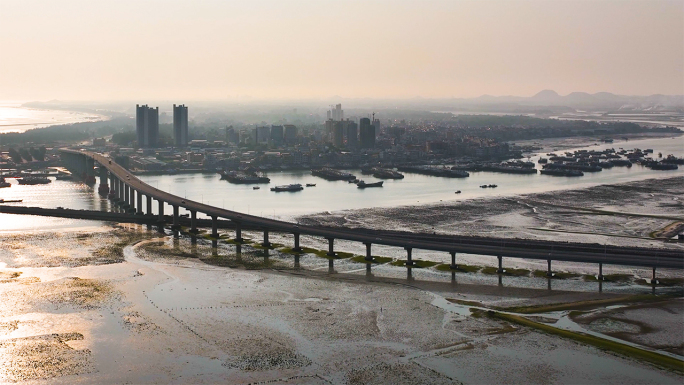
[469, 90, 683, 111]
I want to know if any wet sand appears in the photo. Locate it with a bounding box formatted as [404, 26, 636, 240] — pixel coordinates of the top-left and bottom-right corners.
[0, 226, 681, 384]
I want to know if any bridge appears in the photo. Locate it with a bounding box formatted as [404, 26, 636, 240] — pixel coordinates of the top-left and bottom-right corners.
[59, 149, 684, 279]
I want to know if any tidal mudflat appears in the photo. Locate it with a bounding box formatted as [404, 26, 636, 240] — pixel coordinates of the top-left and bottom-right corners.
[0, 224, 681, 384]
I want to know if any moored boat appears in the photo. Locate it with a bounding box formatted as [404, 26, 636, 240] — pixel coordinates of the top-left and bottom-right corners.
[270, 183, 304, 192]
[357, 180, 383, 188]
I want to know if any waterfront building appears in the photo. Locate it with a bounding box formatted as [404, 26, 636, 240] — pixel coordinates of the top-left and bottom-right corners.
[284, 124, 297, 144]
[254, 126, 271, 144]
[346, 121, 358, 148]
[359, 117, 375, 149]
[136, 104, 159, 148]
[270, 125, 284, 145]
[333, 121, 345, 147]
[173, 104, 189, 147]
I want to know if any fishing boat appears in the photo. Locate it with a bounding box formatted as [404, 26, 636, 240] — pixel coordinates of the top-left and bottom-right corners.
[357, 180, 383, 188]
[270, 183, 304, 192]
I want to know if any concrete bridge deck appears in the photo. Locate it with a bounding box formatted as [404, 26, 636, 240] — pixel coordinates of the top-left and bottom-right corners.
[58, 149, 684, 273]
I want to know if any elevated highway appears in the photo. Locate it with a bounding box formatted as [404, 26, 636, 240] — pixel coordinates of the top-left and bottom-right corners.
[59, 149, 684, 276]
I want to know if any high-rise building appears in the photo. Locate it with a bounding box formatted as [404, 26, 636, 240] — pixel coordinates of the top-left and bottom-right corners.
[136, 104, 159, 148]
[359, 117, 375, 149]
[173, 104, 189, 147]
[284, 124, 297, 144]
[327, 104, 343, 121]
[332, 121, 345, 147]
[270, 125, 284, 145]
[345, 121, 358, 148]
[254, 126, 271, 143]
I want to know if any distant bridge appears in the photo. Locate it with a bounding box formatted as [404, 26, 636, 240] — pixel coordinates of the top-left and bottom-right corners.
[56, 149, 684, 278]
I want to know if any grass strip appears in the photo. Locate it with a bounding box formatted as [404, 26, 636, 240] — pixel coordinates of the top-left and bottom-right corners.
[488, 312, 684, 373]
[482, 267, 530, 277]
[390, 259, 438, 268]
[435, 264, 481, 273]
[499, 294, 675, 314]
[532, 270, 581, 279]
[349, 255, 393, 264]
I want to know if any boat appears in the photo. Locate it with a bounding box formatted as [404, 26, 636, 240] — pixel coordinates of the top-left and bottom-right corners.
[17, 177, 51, 185]
[540, 169, 584, 177]
[253, 186, 260, 190]
[357, 180, 383, 188]
[480, 185, 488, 188]
[455, 190, 461, 194]
[0, 199, 22, 203]
[306, 183, 316, 187]
[220, 171, 270, 184]
[488, 184, 498, 188]
[270, 183, 304, 192]
[311, 168, 356, 181]
[0, 177, 10, 188]
[55, 173, 73, 181]
[537, 158, 548, 164]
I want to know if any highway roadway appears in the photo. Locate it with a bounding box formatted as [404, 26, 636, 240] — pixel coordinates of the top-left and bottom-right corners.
[60, 149, 684, 270]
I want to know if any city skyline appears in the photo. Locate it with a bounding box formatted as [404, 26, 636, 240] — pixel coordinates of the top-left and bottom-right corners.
[0, 0, 681, 101]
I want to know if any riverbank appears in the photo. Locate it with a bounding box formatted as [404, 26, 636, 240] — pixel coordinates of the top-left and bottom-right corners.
[0, 226, 681, 383]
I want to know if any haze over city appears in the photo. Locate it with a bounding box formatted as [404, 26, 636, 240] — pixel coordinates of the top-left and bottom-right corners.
[1, 0, 682, 101]
[1, 1, 683, 384]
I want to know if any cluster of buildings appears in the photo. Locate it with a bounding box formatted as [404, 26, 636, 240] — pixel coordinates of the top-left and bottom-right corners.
[324, 104, 380, 149]
[135, 104, 188, 148]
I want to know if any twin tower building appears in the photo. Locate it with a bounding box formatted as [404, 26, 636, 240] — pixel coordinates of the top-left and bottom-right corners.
[135, 104, 188, 148]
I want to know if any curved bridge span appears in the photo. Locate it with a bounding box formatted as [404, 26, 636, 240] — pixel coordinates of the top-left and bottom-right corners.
[59, 149, 684, 275]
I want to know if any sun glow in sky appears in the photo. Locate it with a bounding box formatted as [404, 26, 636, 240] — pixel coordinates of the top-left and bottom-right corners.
[0, 0, 682, 101]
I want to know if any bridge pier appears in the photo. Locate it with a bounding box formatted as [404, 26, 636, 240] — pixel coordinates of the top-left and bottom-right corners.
[136, 191, 143, 215]
[327, 238, 335, 257]
[118, 180, 124, 202]
[262, 230, 270, 247]
[128, 187, 136, 213]
[405, 247, 413, 266]
[450, 251, 457, 269]
[124, 184, 130, 207]
[546, 259, 553, 277]
[172, 205, 180, 229]
[652, 267, 657, 284]
[364, 242, 372, 261]
[157, 200, 165, 222]
[211, 215, 218, 238]
[189, 211, 198, 233]
[497, 256, 504, 273]
[235, 223, 242, 243]
[598, 263, 604, 280]
[146, 195, 152, 215]
[293, 233, 301, 252]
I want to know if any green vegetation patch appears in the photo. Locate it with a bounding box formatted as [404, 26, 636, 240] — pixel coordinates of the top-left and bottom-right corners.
[390, 259, 438, 268]
[488, 312, 684, 373]
[533, 270, 581, 279]
[278, 247, 305, 255]
[350, 255, 393, 264]
[435, 263, 481, 273]
[482, 267, 530, 277]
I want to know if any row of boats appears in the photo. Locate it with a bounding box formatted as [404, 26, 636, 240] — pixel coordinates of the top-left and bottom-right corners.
[268, 180, 384, 192]
[0, 176, 52, 187]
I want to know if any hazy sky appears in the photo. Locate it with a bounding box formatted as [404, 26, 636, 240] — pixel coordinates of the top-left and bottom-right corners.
[1, 0, 682, 101]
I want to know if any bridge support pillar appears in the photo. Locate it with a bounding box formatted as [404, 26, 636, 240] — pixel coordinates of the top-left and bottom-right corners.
[450, 252, 457, 269]
[652, 267, 657, 284]
[405, 247, 413, 266]
[598, 263, 604, 281]
[327, 238, 335, 257]
[189, 211, 198, 233]
[158, 200, 165, 222]
[293, 233, 301, 252]
[118, 180, 124, 201]
[172, 205, 180, 229]
[262, 230, 270, 247]
[129, 187, 136, 213]
[546, 259, 553, 277]
[123, 184, 129, 206]
[235, 223, 242, 243]
[136, 191, 143, 215]
[364, 243, 372, 261]
[146, 195, 152, 215]
[210, 215, 218, 238]
[497, 256, 504, 273]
